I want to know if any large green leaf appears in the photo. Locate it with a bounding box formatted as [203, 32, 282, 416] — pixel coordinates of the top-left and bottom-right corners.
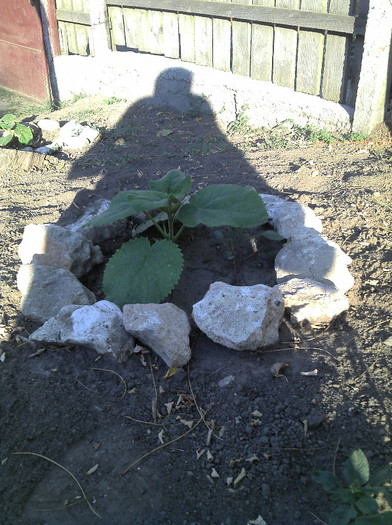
[103, 238, 183, 306]
[149, 169, 191, 201]
[14, 123, 33, 145]
[0, 133, 13, 146]
[355, 496, 379, 515]
[369, 464, 392, 486]
[354, 512, 392, 525]
[344, 449, 369, 486]
[329, 504, 357, 525]
[0, 114, 16, 128]
[83, 190, 169, 228]
[312, 471, 341, 494]
[177, 184, 268, 228]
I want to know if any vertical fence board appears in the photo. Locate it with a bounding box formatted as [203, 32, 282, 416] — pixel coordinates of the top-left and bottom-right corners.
[348, 0, 368, 106]
[273, 0, 299, 88]
[232, 0, 251, 76]
[296, 0, 326, 95]
[179, 14, 195, 63]
[322, 0, 351, 102]
[108, 6, 126, 48]
[123, 8, 137, 49]
[251, 0, 274, 81]
[194, 16, 213, 66]
[147, 10, 164, 55]
[58, 21, 69, 54]
[212, 17, 231, 71]
[163, 12, 179, 58]
[74, 24, 89, 55]
[65, 22, 79, 54]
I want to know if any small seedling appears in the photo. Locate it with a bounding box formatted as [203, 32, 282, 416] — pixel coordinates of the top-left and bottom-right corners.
[0, 114, 33, 147]
[312, 448, 392, 525]
[84, 170, 270, 306]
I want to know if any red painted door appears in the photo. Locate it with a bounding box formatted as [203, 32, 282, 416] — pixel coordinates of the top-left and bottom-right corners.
[0, 0, 51, 104]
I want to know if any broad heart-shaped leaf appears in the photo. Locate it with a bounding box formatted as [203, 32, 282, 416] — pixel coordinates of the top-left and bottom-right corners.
[103, 238, 183, 306]
[344, 449, 369, 486]
[177, 184, 268, 228]
[0, 114, 16, 128]
[149, 169, 191, 201]
[354, 496, 379, 515]
[312, 471, 341, 494]
[14, 123, 33, 145]
[328, 504, 357, 525]
[0, 133, 13, 146]
[83, 190, 169, 228]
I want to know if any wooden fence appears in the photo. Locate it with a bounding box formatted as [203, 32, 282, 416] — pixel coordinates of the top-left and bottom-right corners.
[56, 0, 368, 106]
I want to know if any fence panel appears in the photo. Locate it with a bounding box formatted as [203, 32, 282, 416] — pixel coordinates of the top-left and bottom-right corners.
[56, 1, 367, 106]
[56, 0, 92, 55]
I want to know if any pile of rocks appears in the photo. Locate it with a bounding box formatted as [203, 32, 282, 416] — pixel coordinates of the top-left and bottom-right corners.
[16, 195, 354, 368]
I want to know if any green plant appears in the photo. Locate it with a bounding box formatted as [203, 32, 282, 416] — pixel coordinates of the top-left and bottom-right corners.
[84, 169, 269, 306]
[0, 114, 33, 147]
[312, 448, 392, 525]
[227, 104, 250, 136]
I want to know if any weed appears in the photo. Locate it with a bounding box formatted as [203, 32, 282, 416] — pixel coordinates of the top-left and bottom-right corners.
[227, 104, 250, 136]
[0, 114, 33, 148]
[104, 96, 126, 105]
[312, 448, 392, 525]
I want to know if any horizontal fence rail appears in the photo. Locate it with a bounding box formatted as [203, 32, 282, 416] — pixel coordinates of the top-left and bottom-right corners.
[55, 0, 369, 106]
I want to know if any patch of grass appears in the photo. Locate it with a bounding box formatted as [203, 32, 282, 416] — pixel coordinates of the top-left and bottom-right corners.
[227, 104, 250, 136]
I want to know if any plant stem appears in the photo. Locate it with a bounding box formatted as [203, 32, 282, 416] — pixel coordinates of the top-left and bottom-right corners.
[145, 212, 168, 240]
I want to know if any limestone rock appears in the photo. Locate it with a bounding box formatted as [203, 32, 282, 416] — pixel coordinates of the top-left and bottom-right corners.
[17, 264, 96, 323]
[59, 120, 99, 150]
[260, 193, 322, 240]
[30, 300, 135, 360]
[275, 235, 354, 293]
[123, 303, 191, 367]
[192, 282, 284, 351]
[277, 278, 350, 325]
[18, 223, 103, 278]
[64, 198, 128, 244]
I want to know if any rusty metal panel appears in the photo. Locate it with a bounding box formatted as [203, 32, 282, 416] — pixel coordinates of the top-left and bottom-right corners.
[0, 0, 51, 104]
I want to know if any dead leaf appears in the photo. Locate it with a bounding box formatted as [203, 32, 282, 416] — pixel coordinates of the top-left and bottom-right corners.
[300, 369, 318, 377]
[164, 367, 178, 379]
[157, 129, 173, 137]
[251, 410, 263, 418]
[210, 468, 219, 478]
[92, 442, 101, 450]
[164, 402, 174, 415]
[128, 387, 138, 394]
[206, 450, 214, 463]
[246, 454, 259, 464]
[86, 464, 98, 476]
[271, 362, 289, 381]
[158, 429, 165, 444]
[248, 516, 267, 525]
[233, 467, 246, 486]
[177, 417, 194, 429]
[196, 448, 206, 460]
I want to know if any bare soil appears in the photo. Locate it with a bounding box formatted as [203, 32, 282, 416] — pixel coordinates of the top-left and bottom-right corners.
[1, 93, 392, 525]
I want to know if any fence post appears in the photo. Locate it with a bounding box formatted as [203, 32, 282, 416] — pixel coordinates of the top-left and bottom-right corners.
[352, 0, 392, 134]
[89, 0, 111, 55]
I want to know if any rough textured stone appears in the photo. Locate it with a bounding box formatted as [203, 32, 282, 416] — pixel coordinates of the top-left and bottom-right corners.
[123, 303, 191, 367]
[59, 120, 100, 150]
[17, 264, 96, 323]
[277, 278, 350, 325]
[192, 282, 284, 350]
[30, 300, 135, 360]
[275, 235, 354, 293]
[260, 193, 322, 240]
[64, 199, 128, 244]
[18, 223, 103, 278]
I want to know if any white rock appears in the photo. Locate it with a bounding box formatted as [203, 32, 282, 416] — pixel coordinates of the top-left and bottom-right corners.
[260, 193, 322, 240]
[59, 120, 99, 150]
[18, 223, 103, 278]
[192, 282, 284, 350]
[277, 278, 350, 324]
[123, 303, 191, 367]
[64, 198, 128, 243]
[17, 264, 96, 323]
[275, 235, 354, 293]
[30, 300, 135, 359]
[37, 119, 60, 132]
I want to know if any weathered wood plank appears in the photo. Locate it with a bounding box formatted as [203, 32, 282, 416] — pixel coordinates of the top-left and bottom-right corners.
[251, 0, 273, 81]
[74, 24, 89, 55]
[273, 0, 299, 89]
[163, 12, 179, 58]
[65, 22, 79, 54]
[212, 17, 231, 72]
[179, 14, 195, 63]
[322, 0, 351, 102]
[56, 9, 91, 25]
[108, 6, 126, 48]
[134, 9, 150, 52]
[123, 8, 137, 49]
[57, 21, 69, 54]
[147, 10, 164, 55]
[108, 0, 364, 35]
[296, 0, 326, 95]
[232, 0, 252, 77]
[194, 16, 213, 67]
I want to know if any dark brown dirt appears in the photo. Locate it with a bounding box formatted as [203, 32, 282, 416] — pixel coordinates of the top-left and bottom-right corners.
[1, 93, 392, 525]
